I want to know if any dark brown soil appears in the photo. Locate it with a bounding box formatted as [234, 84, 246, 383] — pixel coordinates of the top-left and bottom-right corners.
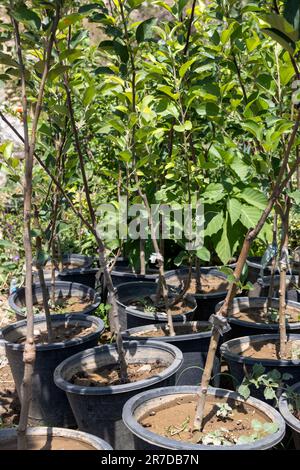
[232, 305, 300, 324]
[239, 339, 300, 360]
[0, 435, 98, 450]
[0, 357, 20, 428]
[131, 323, 211, 338]
[16, 324, 97, 345]
[167, 274, 228, 295]
[139, 394, 273, 445]
[72, 360, 167, 387]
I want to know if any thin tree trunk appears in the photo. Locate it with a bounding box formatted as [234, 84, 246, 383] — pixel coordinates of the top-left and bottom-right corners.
[34, 208, 54, 343]
[278, 199, 290, 359]
[10, 3, 60, 449]
[140, 238, 146, 275]
[267, 213, 278, 311]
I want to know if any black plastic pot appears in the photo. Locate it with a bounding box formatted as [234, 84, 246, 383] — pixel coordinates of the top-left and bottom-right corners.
[221, 334, 300, 401]
[58, 268, 100, 289]
[110, 266, 159, 287]
[122, 386, 285, 450]
[249, 274, 300, 302]
[54, 340, 183, 450]
[217, 297, 300, 340]
[0, 314, 104, 427]
[115, 282, 197, 330]
[0, 427, 112, 450]
[34, 254, 94, 281]
[121, 322, 220, 386]
[164, 268, 228, 321]
[9, 281, 101, 321]
[279, 381, 300, 449]
[246, 257, 274, 283]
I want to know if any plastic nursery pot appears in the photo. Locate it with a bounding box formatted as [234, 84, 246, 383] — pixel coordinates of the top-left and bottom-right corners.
[164, 268, 228, 321]
[246, 257, 273, 284]
[110, 265, 159, 287]
[9, 281, 101, 321]
[115, 281, 197, 331]
[54, 340, 183, 450]
[0, 314, 104, 427]
[33, 254, 94, 281]
[279, 381, 300, 449]
[220, 334, 300, 401]
[0, 427, 112, 450]
[121, 322, 220, 387]
[249, 275, 300, 303]
[216, 297, 300, 340]
[58, 268, 100, 289]
[122, 386, 285, 450]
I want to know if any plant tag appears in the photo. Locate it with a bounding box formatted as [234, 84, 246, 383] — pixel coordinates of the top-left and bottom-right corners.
[209, 314, 231, 336]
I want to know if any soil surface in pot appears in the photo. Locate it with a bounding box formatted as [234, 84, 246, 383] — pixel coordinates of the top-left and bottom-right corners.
[231, 306, 300, 324]
[20, 295, 93, 315]
[0, 356, 20, 427]
[72, 360, 167, 387]
[130, 323, 211, 338]
[139, 394, 275, 446]
[16, 323, 97, 345]
[168, 275, 228, 295]
[0, 435, 98, 450]
[128, 297, 192, 315]
[239, 339, 300, 360]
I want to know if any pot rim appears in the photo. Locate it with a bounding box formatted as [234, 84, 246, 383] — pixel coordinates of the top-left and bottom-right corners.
[0, 314, 105, 352]
[122, 385, 285, 450]
[115, 281, 197, 319]
[216, 297, 300, 331]
[54, 340, 183, 396]
[121, 321, 212, 342]
[279, 382, 300, 434]
[220, 333, 300, 366]
[0, 426, 113, 450]
[164, 268, 229, 299]
[8, 280, 101, 317]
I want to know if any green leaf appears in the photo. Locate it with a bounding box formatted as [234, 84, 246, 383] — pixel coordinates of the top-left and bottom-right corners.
[174, 250, 188, 266]
[157, 85, 179, 101]
[136, 18, 157, 43]
[241, 120, 263, 140]
[179, 58, 197, 79]
[128, 0, 144, 9]
[83, 85, 96, 106]
[216, 222, 231, 264]
[262, 28, 296, 55]
[205, 212, 224, 237]
[11, 4, 41, 29]
[251, 419, 263, 431]
[196, 247, 211, 262]
[284, 0, 300, 37]
[119, 150, 132, 163]
[264, 387, 276, 401]
[203, 184, 225, 204]
[237, 384, 251, 400]
[0, 52, 19, 68]
[288, 189, 300, 204]
[174, 121, 192, 132]
[99, 40, 129, 63]
[239, 188, 267, 210]
[48, 65, 70, 81]
[227, 198, 242, 226]
[240, 205, 262, 229]
[263, 422, 279, 434]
